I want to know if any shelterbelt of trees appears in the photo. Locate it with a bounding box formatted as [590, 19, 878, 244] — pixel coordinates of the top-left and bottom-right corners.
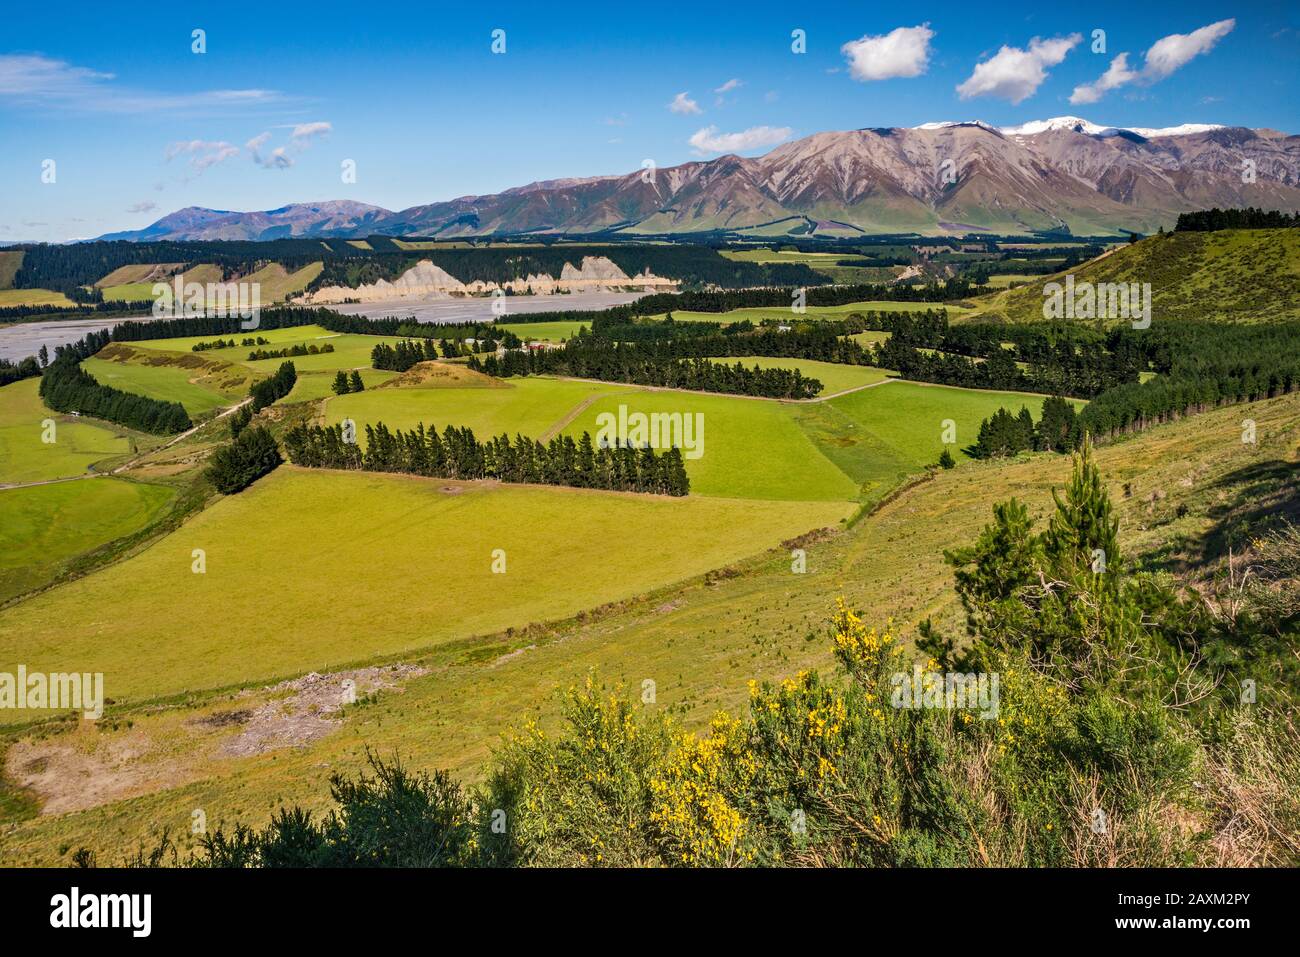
[495, 279, 990, 329]
[588, 310, 1134, 398]
[0, 299, 155, 323]
[965, 322, 1300, 453]
[283, 421, 691, 496]
[39, 330, 192, 434]
[470, 345, 824, 400]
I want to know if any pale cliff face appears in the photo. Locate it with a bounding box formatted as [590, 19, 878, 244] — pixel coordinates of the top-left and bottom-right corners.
[299, 256, 678, 304]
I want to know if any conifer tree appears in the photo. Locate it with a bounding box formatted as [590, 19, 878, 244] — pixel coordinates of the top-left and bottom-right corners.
[1043, 436, 1120, 581]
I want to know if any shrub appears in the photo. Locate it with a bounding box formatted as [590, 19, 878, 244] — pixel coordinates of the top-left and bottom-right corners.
[204, 426, 283, 495]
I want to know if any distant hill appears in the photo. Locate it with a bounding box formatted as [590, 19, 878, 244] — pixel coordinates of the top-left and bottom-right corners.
[98, 118, 1300, 241]
[965, 228, 1300, 325]
[97, 201, 391, 242]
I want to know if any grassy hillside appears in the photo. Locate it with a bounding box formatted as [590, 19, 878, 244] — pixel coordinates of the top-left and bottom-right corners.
[0, 289, 74, 308]
[967, 229, 1300, 325]
[100, 263, 224, 302]
[81, 344, 256, 417]
[0, 467, 851, 721]
[93, 263, 185, 288]
[239, 261, 324, 302]
[2, 388, 1293, 865]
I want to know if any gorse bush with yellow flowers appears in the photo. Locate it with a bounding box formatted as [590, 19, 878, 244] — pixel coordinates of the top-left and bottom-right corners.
[93, 444, 1298, 869]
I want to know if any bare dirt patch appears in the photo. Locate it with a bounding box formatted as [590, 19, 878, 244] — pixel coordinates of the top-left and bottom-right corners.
[219, 664, 426, 758]
[5, 729, 185, 817]
[5, 664, 426, 815]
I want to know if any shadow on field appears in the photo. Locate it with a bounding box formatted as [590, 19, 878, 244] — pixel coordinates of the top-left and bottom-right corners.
[1136, 459, 1300, 576]
[1200, 460, 1300, 561]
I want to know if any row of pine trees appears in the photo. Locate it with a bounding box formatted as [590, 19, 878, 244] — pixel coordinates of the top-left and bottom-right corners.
[249, 361, 298, 412]
[470, 346, 822, 400]
[282, 421, 690, 496]
[38, 330, 192, 434]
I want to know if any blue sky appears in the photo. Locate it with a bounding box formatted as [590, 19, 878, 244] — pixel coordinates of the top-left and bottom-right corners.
[1, 0, 1296, 241]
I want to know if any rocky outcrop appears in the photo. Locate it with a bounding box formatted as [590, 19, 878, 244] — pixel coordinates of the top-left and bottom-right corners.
[299, 255, 677, 304]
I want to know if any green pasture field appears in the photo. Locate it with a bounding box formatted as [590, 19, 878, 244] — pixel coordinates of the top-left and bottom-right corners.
[286, 369, 398, 403]
[241, 334, 408, 375]
[0, 289, 74, 308]
[717, 249, 901, 284]
[0, 379, 138, 485]
[560, 389, 860, 503]
[0, 466, 852, 721]
[494, 320, 590, 342]
[128, 324, 336, 355]
[981, 274, 1036, 288]
[98, 282, 160, 301]
[0, 477, 175, 603]
[703, 357, 894, 396]
[828, 381, 1086, 467]
[719, 249, 848, 264]
[81, 356, 231, 417]
[848, 330, 892, 347]
[326, 375, 635, 443]
[130, 324, 412, 383]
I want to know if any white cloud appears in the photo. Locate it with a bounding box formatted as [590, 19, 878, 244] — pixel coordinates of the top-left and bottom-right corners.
[0, 54, 112, 95]
[668, 92, 702, 115]
[1071, 19, 1235, 104]
[289, 121, 332, 143]
[164, 139, 240, 172]
[714, 78, 743, 94]
[0, 53, 283, 113]
[127, 201, 158, 214]
[688, 124, 792, 154]
[1069, 52, 1138, 105]
[1144, 19, 1235, 80]
[245, 122, 331, 169]
[247, 132, 293, 169]
[957, 34, 1081, 104]
[841, 24, 935, 81]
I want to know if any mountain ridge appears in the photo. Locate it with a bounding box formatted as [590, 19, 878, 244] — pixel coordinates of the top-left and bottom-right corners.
[99, 118, 1300, 242]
